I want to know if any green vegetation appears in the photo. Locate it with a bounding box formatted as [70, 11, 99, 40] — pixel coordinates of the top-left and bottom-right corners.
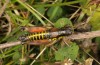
[0, 0, 100, 65]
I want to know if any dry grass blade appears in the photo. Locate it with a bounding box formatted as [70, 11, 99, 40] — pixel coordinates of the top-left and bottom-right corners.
[0, 0, 10, 17]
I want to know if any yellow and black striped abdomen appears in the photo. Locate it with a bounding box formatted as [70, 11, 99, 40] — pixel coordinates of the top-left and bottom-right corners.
[25, 31, 50, 41]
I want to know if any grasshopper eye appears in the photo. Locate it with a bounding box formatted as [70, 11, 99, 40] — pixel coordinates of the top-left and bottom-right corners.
[19, 35, 27, 42]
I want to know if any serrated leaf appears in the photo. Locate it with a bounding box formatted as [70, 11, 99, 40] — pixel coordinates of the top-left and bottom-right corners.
[66, 43, 79, 60]
[55, 47, 68, 61]
[54, 18, 73, 28]
[55, 42, 79, 61]
[47, 6, 63, 21]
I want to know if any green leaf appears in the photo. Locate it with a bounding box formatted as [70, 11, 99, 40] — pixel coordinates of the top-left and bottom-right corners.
[55, 47, 68, 61]
[54, 18, 73, 28]
[35, 7, 45, 15]
[76, 0, 90, 7]
[13, 51, 21, 61]
[32, 7, 45, 24]
[66, 43, 79, 60]
[89, 7, 100, 30]
[11, 0, 17, 3]
[81, 4, 100, 30]
[47, 6, 63, 21]
[55, 42, 79, 61]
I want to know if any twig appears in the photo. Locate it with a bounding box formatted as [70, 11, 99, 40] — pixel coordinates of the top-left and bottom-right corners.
[30, 46, 47, 65]
[0, 30, 100, 49]
[0, 0, 10, 17]
[0, 41, 21, 49]
[67, 30, 100, 40]
[69, 8, 81, 20]
[83, 48, 100, 65]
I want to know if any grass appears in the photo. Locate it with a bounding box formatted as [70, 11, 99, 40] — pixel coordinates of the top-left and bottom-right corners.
[0, 0, 100, 65]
